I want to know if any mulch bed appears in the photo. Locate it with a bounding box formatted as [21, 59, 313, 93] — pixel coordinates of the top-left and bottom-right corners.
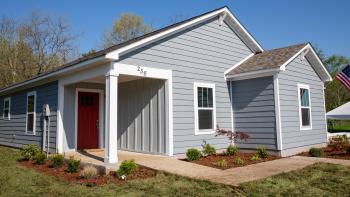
[298, 147, 350, 160]
[187, 153, 280, 170]
[19, 160, 157, 186]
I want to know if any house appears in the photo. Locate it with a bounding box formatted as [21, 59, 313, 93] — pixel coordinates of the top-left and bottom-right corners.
[0, 6, 332, 163]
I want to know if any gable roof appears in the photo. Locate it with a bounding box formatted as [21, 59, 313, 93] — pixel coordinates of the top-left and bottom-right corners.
[225, 43, 332, 82]
[0, 6, 263, 94]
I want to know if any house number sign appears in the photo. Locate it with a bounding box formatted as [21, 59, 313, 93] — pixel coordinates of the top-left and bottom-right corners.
[137, 66, 147, 76]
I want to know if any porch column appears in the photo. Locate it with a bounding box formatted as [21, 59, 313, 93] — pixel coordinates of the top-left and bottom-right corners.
[104, 64, 118, 163]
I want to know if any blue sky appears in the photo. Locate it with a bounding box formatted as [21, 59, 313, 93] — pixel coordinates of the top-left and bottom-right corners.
[1, 0, 349, 58]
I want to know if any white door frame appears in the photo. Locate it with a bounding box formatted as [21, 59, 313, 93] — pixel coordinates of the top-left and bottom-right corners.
[75, 88, 105, 151]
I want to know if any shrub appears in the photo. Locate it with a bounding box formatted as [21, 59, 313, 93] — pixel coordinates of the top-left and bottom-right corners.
[216, 159, 227, 168]
[226, 144, 239, 156]
[201, 141, 216, 156]
[309, 147, 324, 157]
[80, 165, 98, 179]
[50, 154, 64, 168]
[186, 148, 201, 161]
[250, 154, 261, 161]
[67, 157, 80, 173]
[328, 135, 349, 151]
[234, 157, 245, 166]
[257, 146, 269, 159]
[20, 144, 41, 161]
[347, 146, 350, 154]
[34, 152, 47, 165]
[117, 160, 138, 176]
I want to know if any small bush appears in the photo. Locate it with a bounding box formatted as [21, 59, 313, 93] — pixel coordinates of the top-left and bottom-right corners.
[328, 135, 349, 151]
[202, 142, 216, 156]
[34, 152, 47, 165]
[50, 154, 64, 168]
[309, 147, 324, 157]
[234, 157, 245, 166]
[20, 144, 41, 161]
[250, 154, 261, 161]
[226, 144, 239, 156]
[347, 146, 350, 154]
[118, 160, 138, 176]
[67, 157, 80, 173]
[216, 159, 227, 168]
[257, 146, 269, 159]
[186, 148, 201, 161]
[80, 165, 98, 179]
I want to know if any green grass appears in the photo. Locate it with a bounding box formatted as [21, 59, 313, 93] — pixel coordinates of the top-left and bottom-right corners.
[1, 146, 350, 197]
[328, 124, 350, 133]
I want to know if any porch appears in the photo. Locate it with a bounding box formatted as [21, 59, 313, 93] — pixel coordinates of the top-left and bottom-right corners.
[57, 62, 173, 163]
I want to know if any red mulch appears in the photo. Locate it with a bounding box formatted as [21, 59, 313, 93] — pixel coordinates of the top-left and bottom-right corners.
[298, 147, 350, 160]
[187, 153, 280, 170]
[19, 160, 157, 186]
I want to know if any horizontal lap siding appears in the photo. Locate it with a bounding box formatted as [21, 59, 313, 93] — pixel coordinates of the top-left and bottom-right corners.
[0, 81, 58, 151]
[231, 77, 277, 150]
[279, 55, 327, 149]
[119, 17, 253, 154]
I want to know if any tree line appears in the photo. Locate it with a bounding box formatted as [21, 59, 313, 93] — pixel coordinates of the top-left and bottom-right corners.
[0, 11, 348, 111]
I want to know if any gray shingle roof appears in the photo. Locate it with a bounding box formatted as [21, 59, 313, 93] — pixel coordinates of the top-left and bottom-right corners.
[227, 43, 308, 76]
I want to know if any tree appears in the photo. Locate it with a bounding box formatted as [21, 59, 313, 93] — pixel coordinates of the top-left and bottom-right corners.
[0, 12, 77, 88]
[102, 13, 153, 48]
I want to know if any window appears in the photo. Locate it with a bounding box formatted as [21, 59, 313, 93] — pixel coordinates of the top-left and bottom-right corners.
[194, 82, 216, 135]
[26, 91, 36, 134]
[3, 97, 10, 120]
[298, 84, 312, 130]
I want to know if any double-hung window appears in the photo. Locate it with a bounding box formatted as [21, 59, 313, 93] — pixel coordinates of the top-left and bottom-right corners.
[26, 91, 36, 134]
[194, 82, 216, 135]
[298, 84, 312, 130]
[3, 97, 11, 120]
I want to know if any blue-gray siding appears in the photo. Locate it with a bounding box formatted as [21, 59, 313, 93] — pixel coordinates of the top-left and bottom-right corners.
[231, 77, 277, 150]
[119, 17, 253, 154]
[279, 54, 327, 149]
[118, 78, 168, 154]
[0, 81, 58, 151]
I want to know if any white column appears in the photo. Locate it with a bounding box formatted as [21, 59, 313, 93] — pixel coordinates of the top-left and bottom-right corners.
[104, 64, 118, 163]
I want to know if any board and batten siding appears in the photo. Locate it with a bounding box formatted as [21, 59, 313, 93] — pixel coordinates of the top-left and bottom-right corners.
[118, 78, 168, 155]
[0, 81, 58, 151]
[278, 54, 327, 149]
[231, 77, 277, 150]
[119, 17, 253, 154]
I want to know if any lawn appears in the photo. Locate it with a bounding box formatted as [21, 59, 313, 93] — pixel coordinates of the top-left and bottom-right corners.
[1, 146, 350, 197]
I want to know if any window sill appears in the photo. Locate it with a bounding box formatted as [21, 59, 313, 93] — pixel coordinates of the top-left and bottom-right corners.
[300, 126, 312, 131]
[25, 132, 36, 136]
[195, 129, 216, 135]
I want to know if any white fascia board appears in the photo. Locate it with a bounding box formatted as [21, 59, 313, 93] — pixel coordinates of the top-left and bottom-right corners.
[280, 44, 332, 82]
[0, 56, 106, 95]
[224, 53, 254, 76]
[226, 68, 280, 81]
[106, 7, 263, 60]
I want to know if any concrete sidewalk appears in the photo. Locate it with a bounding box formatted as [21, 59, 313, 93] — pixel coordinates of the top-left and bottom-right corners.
[67, 150, 350, 186]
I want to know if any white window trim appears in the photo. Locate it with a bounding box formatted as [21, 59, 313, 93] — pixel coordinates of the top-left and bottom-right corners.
[298, 84, 312, 130]
[3, 97, 11, 120]
[26, 91, 37, 135]
[194, 82, 216, 135]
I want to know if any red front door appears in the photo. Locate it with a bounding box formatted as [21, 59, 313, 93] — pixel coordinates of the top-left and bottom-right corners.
[77, 92, 99, 149]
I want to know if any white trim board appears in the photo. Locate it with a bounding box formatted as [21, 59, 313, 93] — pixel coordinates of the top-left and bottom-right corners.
[105, 7, 263, 60]
[273, 74, 283, 150]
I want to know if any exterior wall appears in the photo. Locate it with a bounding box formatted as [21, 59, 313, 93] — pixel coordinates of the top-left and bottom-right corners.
[0, 81, 58, 151]
[119, 17, 253, 154]
[278, 54, 327, 150]
[62, 82, 105, 152]
[231, 77, 277, 150]
[118, 78, 168, 154]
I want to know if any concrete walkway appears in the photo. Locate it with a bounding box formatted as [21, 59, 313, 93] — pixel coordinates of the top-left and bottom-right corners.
[67, 150, 350, 186]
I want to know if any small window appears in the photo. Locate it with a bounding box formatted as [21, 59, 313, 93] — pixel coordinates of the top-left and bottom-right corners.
[298, 84, 312, 130]
[26, 91, 36, 134]
[3, 97, 11, 120]
[194, 82, 216, 135]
